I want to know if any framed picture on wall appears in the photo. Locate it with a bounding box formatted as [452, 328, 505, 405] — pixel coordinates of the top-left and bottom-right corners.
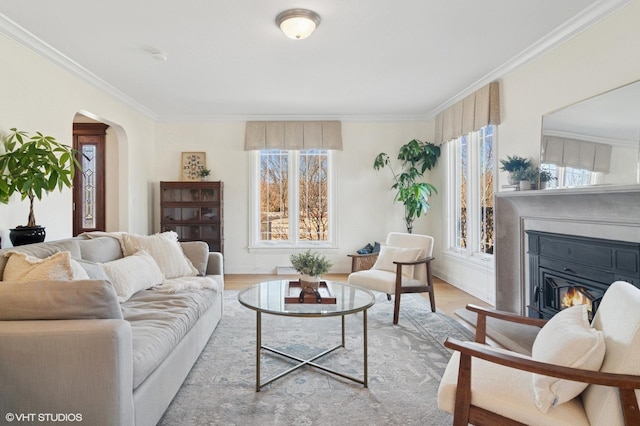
[181, 152, 206, 181]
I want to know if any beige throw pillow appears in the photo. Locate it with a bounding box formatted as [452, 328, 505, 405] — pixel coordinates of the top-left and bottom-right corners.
[3, 251, 75, 282]
[102, 249, 164, 302]
[531, 304, 605, 413]
[372, 246, 422, 278]
[122, 231, 198, 279]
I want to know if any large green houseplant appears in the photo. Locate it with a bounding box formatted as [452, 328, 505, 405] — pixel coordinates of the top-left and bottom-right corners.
[374, 139, 441, 233]
[0, 128, 80, 245]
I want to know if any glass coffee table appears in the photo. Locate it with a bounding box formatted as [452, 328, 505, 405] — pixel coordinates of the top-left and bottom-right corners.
[238, 280, 375, 391]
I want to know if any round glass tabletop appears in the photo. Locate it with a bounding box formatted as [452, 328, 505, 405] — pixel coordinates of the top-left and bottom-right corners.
[238, 280, 375, 317]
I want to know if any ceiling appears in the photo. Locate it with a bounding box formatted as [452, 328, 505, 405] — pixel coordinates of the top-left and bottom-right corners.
[0, 0, 626, 121]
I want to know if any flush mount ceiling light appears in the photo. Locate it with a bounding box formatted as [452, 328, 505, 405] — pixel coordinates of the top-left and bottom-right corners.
[151, 51, 168, 61]
[276, 9, 320, 40]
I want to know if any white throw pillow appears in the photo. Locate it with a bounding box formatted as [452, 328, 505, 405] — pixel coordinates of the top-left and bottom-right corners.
[122, 231, 198, 279]
[102, 249, 164, 302]
[531, 304, 605, 413]
[372, 246, 422, 278]
[3, 251, 75, 282]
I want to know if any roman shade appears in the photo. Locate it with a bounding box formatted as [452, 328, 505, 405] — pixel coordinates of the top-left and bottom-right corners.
[435, 82, 500, 145]
[541, 136, 612, 173]
[244, 121, 343, 150]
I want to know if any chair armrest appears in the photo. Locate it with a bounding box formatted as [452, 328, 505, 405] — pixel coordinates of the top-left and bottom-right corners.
[393, 256, 434, 266]
[465, 304, 547, 344]
[348, 253, 379, 272]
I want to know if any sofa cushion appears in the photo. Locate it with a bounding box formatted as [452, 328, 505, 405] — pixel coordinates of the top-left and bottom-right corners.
[0, 280, 123, 320]
[121, 287, 219, 389]
[531, 304, 605, 413]
[122, 231, 198, 279]
[102, 250, 164, 302]
[3, 251, 76, 282]
[77, 237, 124, 263]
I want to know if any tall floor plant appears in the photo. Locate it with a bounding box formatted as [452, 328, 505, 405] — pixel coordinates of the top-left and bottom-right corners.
[374, 139, 441, 233]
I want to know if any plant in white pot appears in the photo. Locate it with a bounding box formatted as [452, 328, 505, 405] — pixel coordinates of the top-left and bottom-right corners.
[0, 128, 80, 245]
[290, 250, 332, 293]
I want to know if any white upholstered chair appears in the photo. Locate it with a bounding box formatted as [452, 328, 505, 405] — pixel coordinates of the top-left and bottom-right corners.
[348, 232, 435, 324]
[438, 280, 640, 426]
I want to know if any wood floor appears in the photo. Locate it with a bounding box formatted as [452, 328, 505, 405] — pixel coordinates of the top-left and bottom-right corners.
[224, 274, 492, 325]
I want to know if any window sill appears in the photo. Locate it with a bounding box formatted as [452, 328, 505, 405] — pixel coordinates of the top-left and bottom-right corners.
[248, 243, 340, 254]
[442, 249, 495, 272]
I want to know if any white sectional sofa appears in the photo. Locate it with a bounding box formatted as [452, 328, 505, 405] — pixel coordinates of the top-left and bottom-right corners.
[0, 232, 224, 426]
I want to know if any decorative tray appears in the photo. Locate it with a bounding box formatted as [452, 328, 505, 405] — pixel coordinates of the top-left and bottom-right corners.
[285, 281, 337, 304]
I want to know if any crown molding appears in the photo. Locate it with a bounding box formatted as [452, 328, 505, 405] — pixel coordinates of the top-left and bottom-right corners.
[0, 13, 158, 120]
[426, 0, 633, 120]
[154, 113, 429, 123]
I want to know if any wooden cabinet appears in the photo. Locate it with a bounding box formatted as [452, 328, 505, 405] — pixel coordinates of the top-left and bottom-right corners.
[160, 181, 223, 253]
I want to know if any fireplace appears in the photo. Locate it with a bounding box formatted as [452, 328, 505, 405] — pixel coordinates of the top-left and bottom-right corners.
[526, 231, 640, 320]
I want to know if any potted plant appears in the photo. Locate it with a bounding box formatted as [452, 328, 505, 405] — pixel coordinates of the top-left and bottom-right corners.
[374, 139, 441, 233]
[0, 128, 81, 245]
[511, 166, 539, 190]
[499, 155, 532, 185]
[198, 167, 211, 181]
[290, 250, 332, 292]
[539, 168, 555, 189]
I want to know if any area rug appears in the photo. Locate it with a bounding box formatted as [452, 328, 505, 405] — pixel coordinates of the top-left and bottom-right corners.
[158, 290, 473, 425]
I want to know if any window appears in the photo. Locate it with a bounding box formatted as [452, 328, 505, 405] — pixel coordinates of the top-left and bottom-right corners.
[448, 125, 495, 256]
[251, 149, 335, 249]
[541, 164, 604, 188]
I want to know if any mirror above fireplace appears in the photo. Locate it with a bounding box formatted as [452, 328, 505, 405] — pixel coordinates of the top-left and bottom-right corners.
[540, 79, 640, 189]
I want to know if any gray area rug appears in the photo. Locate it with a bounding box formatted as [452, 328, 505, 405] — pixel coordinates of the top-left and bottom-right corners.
[158, 290, 473, 425]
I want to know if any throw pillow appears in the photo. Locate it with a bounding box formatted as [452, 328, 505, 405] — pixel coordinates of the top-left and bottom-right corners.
[531, 304, 606, 413]
[3, 251, 75, 282]
[102, 249, 164, 302]
[72, 258, 111, 281]
[371, 246, 422, 278]
[121, 231, 198, 279]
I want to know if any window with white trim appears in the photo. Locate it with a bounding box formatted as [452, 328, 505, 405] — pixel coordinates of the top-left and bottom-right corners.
[448, 125, 495, 256]
[250, 149, 335, 249]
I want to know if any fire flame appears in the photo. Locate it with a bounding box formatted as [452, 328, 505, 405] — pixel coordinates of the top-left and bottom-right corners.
[561, 287, 592, 311]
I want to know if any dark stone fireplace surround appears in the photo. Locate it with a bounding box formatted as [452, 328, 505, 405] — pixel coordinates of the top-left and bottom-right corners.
[495, 185, 640, 315]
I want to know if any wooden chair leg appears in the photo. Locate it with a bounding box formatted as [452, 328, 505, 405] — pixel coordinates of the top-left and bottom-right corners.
[386, 294, 392, 301]
[393, 293, 401, 325]
[426, 263, 436, 312]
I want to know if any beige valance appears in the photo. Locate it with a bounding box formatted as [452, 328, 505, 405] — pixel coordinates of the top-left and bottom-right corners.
[541, 136, 612, 173]
[435, 81, 500, 145]
[244, 121, 343, 151]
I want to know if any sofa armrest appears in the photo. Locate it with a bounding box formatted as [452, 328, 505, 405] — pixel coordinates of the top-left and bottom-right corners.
[206, 251, 224, 276]
[0, 319, 135, 426]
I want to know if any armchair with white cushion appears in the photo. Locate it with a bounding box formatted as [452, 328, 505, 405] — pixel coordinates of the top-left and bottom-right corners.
[348, 232, 435, 324]
[437, 280, 640, 426]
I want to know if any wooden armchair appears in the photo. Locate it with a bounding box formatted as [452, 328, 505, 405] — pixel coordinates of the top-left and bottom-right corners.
[347, 232, 435, 324]
[437, 281, 640, 426]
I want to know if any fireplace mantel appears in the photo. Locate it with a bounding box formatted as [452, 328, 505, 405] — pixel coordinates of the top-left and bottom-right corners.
[494, 184, 640, 315]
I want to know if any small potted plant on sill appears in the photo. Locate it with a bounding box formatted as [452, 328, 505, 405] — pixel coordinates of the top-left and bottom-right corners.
[0, 128, 81, 246]
[290, 250, 332, 293]
[499, 155, 532, 185]
[539, 168, 555, 190]
[198, 167, 211, 181]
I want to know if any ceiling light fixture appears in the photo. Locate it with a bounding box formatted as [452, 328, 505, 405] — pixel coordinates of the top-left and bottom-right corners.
[276, 9, 320, 40]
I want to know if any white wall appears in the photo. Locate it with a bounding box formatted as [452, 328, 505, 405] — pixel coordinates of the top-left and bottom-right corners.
[154, 121, 436, 274]
[0, 34, 156, 247]
[429, 0, 640, 304]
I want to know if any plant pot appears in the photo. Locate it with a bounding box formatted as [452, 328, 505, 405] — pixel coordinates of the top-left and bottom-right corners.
[508, 173, 519, 185]
[10, 226, 46, 246]
[300, 274, 321, 293]
[519, 180, 532, 191]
